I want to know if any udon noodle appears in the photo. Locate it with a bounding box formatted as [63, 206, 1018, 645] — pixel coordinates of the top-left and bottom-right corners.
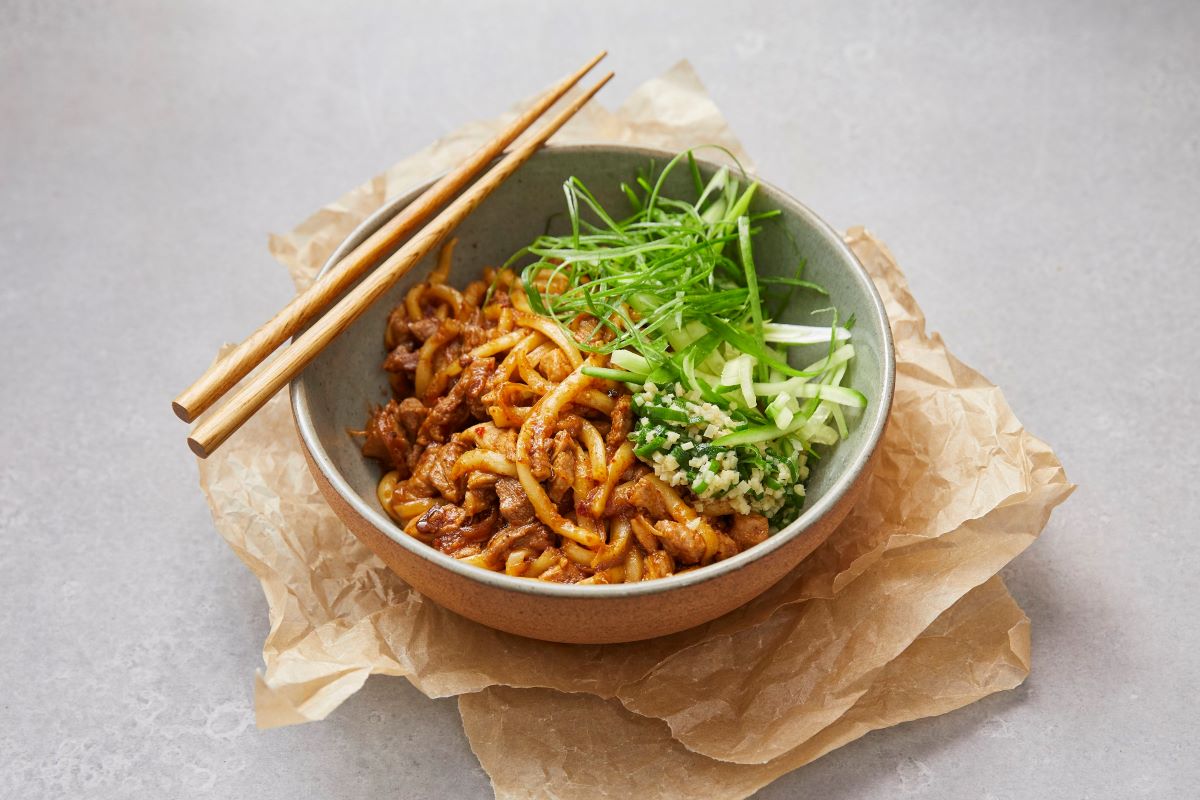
[358, 241, 770, 584]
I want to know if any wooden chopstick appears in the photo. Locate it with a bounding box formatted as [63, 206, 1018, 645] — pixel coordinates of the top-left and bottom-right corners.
[171, 51, 608, 424]
[187, 71, 614, 458]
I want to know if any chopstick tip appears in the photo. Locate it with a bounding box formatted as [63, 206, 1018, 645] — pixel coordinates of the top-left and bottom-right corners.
[577, 51, 607, 76]
[172, 399, 194, 423]
[187, 436, 210, 459]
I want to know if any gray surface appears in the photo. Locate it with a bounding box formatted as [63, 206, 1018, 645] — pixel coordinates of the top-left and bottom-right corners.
[1, 1, 1197, 797]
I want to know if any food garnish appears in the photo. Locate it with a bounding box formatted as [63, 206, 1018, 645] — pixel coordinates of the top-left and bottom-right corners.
[516, 150, 865, 522]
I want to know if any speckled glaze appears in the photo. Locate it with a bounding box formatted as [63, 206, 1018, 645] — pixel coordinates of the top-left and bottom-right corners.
[291, 145, 895, 643]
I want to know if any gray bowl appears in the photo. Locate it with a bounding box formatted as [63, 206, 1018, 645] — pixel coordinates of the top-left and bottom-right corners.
[291, 144, 894, 643]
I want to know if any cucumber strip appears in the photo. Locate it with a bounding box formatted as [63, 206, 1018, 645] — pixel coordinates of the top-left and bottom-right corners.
[610, 349, 651, 374]
[801, 343, 856, 375]
[797, 382, 865, 408]
[712, 424, 786, 447]
[748, 379, 865, 408]
[720, 354, 757, 410]
[830, 402, 849, 438]
[737, 215, 765, 377]
[806, 424, 840, 446]
[665, 319, 709, 352]
[761, 323, 852, 345]
[581, 366, 647, 384]
[751, 376, 809, 395]
[765, 392, 796, 430]
[752, 354, 844, 394]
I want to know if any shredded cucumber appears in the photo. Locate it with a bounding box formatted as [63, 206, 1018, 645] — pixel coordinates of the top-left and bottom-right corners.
[511, 148, 867, 521]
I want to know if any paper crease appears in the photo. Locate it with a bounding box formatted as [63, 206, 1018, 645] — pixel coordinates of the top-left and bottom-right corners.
[194, 61, 1072, 797]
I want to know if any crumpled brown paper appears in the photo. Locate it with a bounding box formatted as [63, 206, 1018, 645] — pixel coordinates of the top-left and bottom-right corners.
[460, 575, 1031, 800]
[195, 61, 1072, 797]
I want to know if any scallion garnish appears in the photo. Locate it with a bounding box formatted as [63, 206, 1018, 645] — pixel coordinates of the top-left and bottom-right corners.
[509, 149, 866, 523]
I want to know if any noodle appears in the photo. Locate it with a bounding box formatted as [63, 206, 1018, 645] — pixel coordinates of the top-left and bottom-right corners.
[585, 441, 635, 518]
[358, 241, 773, 584]
[414, 318, 460, 397]
[514, 311, 582, 368]
[450, 449, 518, 479]
[424, 283, 463, 318]
[575, 419, 608, 482]
[428, 237, 455, 285]
[470, 329, 528, 359]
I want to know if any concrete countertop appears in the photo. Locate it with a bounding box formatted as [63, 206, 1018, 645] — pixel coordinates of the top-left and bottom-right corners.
[3, 1, 1196, 797]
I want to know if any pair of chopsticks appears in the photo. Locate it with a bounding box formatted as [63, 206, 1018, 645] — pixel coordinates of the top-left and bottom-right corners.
[174, 52, 612, 457]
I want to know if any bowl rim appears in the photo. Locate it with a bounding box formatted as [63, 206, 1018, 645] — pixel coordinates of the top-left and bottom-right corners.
[291, 143, 895, 599]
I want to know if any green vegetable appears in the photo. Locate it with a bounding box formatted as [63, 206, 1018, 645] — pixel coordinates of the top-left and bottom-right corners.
[507, 149, 867, 522]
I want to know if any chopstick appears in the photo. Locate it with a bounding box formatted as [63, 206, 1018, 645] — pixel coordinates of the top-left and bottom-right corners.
[172, 51, 607, 424]
[186, 70, 615, 458]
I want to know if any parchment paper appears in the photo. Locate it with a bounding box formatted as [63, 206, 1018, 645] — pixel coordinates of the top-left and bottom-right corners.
[196, 61, 1072, 796]
[460, 575, 1031, 800]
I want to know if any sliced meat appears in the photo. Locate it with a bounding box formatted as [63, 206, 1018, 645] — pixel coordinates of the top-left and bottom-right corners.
[458, 357, 496, 418]
[605, 395, 633, 456]
[479, 521, 554, 569]
[569, 315, 601, 347]
[642, 550, 674, 580]
[392, 474, 435, 503]
[496, 477, 536, 525]
[554, 413, 583, 437]
[459, 509, 499, 542]
[605, 480, 638, 519]
[361, 401, 411, 477]
[413, 439, 468, 502]
[383, 343, 420, 373]
[384, 306, 412, 350]
[415, 503, 467, 541]
[490, 288, 511, 309]
[538, 549, 589, 583]
[417, 359, 495, 444]
[539, 348, 573, 382]
[465, 470, 500, 491]
[524, 412, 557, 481]
[418, 384, 471, 445]
[460, 321, 490, 351]
[386, 370, 411, 400]
[730, 513, 769, 551]
[694, 498, 739, 516]
[429, 340, 460, 383]
[714, 531, 739, 561]
[430, 535, 481, 558]
[653, 519, 706, 564]
[396, 398, 428, 438]
[629, 474, 671, 520]
[462, 487, 495, 516]
[422, 506, 499, 556]
[546, 431, 575, 503]
[408, 317, 440, 342]
[468, 423, 517, 461]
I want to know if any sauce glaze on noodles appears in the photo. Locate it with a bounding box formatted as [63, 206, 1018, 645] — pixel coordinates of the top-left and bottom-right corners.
[358, 241, 770, 584]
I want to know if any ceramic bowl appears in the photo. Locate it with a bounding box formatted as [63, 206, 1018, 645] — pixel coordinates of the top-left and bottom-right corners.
[291, 144, 894, 644]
